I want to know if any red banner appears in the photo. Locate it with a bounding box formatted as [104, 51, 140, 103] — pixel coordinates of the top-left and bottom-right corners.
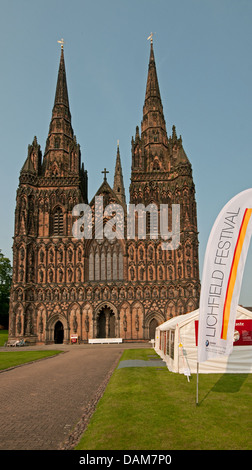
[195, 319, 252, 347]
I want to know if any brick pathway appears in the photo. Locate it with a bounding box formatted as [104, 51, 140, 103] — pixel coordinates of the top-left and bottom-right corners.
[0, 343, 149, 450]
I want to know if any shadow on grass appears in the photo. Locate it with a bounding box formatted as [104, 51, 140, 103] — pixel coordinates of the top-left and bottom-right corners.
[198, 373, 249, 405]
[211, 373, 248, 393]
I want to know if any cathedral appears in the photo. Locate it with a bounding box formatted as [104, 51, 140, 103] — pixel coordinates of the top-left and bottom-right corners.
[8, 40, 200, 344]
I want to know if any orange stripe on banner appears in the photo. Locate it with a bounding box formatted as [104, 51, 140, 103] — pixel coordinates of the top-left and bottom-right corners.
[221, 208, 252, 340]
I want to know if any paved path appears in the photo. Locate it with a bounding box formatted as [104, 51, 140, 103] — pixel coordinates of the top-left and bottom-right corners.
[0, 343, 149, 450]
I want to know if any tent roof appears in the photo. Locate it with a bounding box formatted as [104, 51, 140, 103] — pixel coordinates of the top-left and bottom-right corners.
[158, 305, 252, 331]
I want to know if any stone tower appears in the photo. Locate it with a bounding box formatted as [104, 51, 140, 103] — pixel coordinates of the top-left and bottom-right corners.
[9, 46, 88, 344]
[129, 40, 200, 324]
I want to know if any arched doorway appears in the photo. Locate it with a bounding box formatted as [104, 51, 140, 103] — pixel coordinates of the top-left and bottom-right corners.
[54, 320, 64, 344]
[98, 311, 106, 338]
[97, 307, 115, 338]
[149, 318, 158, 339]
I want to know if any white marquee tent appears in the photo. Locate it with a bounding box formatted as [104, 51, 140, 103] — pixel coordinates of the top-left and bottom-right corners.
[155, 305, 252, 374]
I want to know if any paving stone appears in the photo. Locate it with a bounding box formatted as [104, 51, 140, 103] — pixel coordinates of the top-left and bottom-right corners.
[0, 343, 149, 450]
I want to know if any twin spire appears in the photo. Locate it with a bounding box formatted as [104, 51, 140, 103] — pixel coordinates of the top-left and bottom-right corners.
[144, 39, 162, 105]
[41, 43, 83, 178]
[142, 38, 168, 149]
[22, 37, 171, 202]
[54, 45, 70, 111]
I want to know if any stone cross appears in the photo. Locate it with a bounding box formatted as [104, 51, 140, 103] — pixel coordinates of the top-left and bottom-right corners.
[102, 168, 109, 182]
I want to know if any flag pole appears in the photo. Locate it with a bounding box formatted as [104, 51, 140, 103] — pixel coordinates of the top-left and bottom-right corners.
[196, 361, 199, 405]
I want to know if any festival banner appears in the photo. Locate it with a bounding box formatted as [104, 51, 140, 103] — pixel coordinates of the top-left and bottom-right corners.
[198, 189, 252, 363]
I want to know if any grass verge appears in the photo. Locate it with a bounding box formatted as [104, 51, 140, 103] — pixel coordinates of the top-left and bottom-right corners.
[0, 330, 8, 346]
[75, 348, 252, 450]
[0, 350, 62, 370]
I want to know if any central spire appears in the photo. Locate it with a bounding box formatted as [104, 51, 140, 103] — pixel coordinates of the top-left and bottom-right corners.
[113, 141, 126, 206]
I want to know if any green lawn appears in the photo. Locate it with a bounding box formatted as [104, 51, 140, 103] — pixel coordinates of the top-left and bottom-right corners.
[0, 350, 62, 370]
[76, 348, 252, 450]
[0, 330, 8, 346]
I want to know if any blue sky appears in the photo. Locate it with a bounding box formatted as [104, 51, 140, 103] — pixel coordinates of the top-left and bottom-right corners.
[1, 0, 252, 305]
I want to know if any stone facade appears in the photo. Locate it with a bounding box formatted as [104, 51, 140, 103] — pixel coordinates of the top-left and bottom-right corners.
[8, 42, 200, 344]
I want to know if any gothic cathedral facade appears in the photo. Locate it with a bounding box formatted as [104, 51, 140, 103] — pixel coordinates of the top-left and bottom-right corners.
[8, 42, 200, 344]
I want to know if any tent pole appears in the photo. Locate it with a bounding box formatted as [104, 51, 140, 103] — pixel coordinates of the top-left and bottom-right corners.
[196, 362, 199, 406]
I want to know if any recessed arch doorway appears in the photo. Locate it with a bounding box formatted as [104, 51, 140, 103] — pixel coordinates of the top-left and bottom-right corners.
[149, 318, 158, 339]
[97, 307, 115, 338]
[54, 320, 64, 344]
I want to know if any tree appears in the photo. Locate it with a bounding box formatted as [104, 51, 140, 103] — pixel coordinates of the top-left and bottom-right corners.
[0, 250, 12, 328]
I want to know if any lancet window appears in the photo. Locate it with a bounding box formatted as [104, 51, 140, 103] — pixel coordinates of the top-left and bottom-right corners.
[88, 239, 124, 281]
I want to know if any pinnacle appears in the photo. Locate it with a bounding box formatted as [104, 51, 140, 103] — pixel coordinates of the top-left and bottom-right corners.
[113, 142, 126, 206]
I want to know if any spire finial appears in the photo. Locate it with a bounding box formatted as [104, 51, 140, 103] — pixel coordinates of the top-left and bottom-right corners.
[57, 38, 65, 50]
[117, 139, 119, 148]
[147, 32, 156, 44]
